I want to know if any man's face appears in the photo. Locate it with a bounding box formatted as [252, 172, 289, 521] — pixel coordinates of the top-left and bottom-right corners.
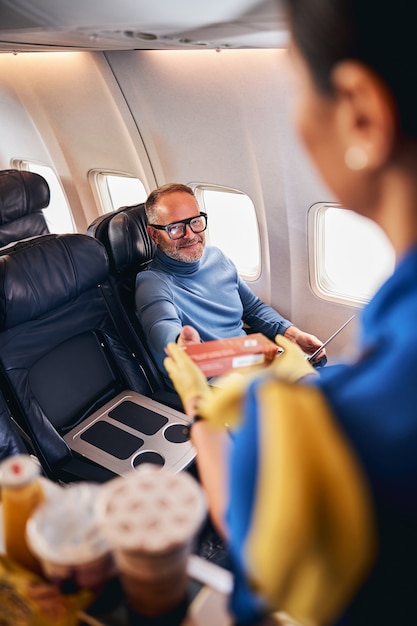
[148, 191, 206, 262]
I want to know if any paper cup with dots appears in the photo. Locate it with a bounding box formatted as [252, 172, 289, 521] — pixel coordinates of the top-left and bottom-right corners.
[26, 482, 115, 594]
[96, 465, 207, 617]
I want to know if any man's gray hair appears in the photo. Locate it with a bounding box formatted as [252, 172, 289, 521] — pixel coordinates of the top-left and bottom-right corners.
[145, 183, 196, 223]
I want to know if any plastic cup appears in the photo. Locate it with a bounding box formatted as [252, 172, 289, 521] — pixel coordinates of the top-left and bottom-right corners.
[26, 482, 115, 594]
[96, 465, 207, 618]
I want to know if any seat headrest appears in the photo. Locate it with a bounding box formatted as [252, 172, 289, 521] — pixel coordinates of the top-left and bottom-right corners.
[87, 203, 155, 275]
[0, 234, 109, 330]
[0, 169, 51, 247]
[0, 169, 50, 223]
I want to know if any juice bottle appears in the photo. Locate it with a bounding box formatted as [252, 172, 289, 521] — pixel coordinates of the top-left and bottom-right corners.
[0, 454, 45, 574]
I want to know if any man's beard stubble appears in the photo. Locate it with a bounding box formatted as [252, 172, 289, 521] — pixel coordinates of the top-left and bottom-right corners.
[159, 235, 205, 263]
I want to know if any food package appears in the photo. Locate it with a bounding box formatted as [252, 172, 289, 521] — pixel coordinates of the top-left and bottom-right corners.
[184, 333, 280, 378]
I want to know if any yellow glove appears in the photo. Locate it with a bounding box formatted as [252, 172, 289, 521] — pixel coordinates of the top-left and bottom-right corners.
[272, 334, 319, 383]
[198, 369, 253, 429]
[195, 333, 319, 430]
[164, 342, 259, 427]
[164, 342, 213, 414]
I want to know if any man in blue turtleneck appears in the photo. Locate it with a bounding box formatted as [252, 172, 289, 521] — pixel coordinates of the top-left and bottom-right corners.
[135, 183, 324, 387]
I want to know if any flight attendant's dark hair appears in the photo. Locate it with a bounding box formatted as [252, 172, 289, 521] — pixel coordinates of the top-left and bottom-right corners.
[283, 0, 417, 138]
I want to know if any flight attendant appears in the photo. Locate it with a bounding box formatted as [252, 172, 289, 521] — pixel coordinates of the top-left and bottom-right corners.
[164, 1, 417, 624]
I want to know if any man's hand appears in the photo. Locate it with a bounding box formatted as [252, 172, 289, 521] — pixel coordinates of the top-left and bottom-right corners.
[177, 325, 201, 348]
[164, 341, 212, 416]
[273, 334, 319, 382]
[284, 326, 326, 363]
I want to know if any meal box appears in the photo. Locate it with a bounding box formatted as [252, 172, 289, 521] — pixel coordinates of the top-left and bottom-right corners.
[184, 333, 280, 378]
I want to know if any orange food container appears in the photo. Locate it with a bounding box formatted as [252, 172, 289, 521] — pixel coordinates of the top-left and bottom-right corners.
[184, 333, 280, 378]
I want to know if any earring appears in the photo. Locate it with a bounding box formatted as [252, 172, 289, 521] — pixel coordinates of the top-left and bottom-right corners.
[344, 146, 368, 171]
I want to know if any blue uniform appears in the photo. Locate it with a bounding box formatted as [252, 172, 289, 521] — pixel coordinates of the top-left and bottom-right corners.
[316, 244, 417, 625]
[227, 244, 417, 625]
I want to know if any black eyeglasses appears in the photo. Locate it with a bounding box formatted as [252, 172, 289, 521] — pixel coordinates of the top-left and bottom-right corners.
[149, 212, 208, 240]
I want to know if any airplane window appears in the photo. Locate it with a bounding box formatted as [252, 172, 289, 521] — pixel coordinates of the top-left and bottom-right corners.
[92, 172, 147, 214]
[12, 160, 75, 234]
[309, 203, 395, 305]
[194, 186, 261, 280]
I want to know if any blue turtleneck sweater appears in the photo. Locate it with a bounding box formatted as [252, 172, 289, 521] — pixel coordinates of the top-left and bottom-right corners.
[135, 246, 292, 384]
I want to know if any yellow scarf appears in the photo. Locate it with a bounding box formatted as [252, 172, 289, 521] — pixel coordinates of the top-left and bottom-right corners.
[200, 378, 376, 626]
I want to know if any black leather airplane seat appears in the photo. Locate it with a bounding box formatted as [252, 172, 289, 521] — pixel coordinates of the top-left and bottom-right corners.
[0, 169, 50, 247]
[87, 204, 174, 399]
[0, 233, 192, 482]
[87, 202, 155, 281]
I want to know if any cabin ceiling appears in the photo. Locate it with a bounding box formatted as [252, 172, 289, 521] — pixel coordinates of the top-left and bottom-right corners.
[0, 0, 289, 53]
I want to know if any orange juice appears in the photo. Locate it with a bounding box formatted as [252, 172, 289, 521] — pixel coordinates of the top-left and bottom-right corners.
[0, 454, 45, 574]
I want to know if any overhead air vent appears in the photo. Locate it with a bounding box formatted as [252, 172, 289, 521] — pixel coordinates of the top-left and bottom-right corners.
[122, 31, 158, 41]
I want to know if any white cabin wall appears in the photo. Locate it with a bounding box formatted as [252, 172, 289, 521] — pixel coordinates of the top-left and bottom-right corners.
[0, 68, 52, 167]
[106, 49, 292, 310]
[0, 52, 157, 230]
[277, 115, 359, 359]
